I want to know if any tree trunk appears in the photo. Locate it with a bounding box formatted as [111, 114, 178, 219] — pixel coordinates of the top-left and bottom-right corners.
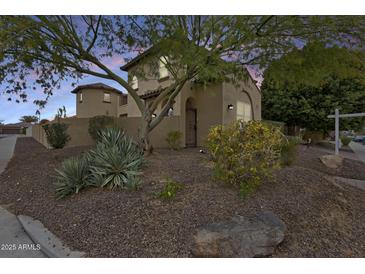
[139, 114, 153, 155]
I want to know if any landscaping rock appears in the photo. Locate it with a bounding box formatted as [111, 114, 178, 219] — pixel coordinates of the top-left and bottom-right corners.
[191, 212, 286, 257]
[320, 154, 344, 169]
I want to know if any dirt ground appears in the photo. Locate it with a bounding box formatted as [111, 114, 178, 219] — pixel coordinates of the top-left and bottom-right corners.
[0, 137, 364, 257]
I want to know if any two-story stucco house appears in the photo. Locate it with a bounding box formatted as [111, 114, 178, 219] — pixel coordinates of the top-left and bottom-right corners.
[72, 51, 261, 148]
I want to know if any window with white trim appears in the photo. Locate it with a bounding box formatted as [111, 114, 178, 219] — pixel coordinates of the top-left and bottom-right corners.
[103, 92, 111, 103]
[159, 56, 169, 79]
[131, 75, 138, 90]
[236, 101, 252, 122]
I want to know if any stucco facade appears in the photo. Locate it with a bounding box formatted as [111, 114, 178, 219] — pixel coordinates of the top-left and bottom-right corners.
[72, 55, 261, 148]
[72, 83, 128, 118]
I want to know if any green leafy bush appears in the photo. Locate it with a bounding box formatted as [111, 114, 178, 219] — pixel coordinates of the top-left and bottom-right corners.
[54, 156, 91, 199]
[340, 136, 352, 146]
[43, 123, 71, 149]
[88, 128, 144, 190]
[157, 178, 183, 200]
[280, 136, 300, 166]
[206, 120, 282, 197]
[88, 115, 116, 141]
[166, 130, 182, 150]
[302, 130, 323, 144]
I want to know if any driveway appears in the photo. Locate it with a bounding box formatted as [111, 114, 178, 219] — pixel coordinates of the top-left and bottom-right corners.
[349, 141, 365, 164]
[0, 135, 18, 174]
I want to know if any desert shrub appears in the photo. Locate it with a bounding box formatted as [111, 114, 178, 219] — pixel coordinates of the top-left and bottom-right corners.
[280, 136, 301, 166]
[166, 130, 182, 150]
[88, 128, 144, 190]
[88, 115, 116, 141]
[43, 123, 71, 149]
[302, 130, 323, 144]
[340, 136, 352, 146]
[157, 178, 184, 200]
[206, 120, 282, 197]
[54, 156, 91, 199]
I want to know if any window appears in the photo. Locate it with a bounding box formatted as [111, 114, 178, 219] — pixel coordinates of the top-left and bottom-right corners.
[119, 95, 127, 106]
[159, 56, 169, 79]
[131, 75, 138, 90]
[103, 92, 111, 103]
[236, 101, 252, 122]
[79, 92, 83, 103]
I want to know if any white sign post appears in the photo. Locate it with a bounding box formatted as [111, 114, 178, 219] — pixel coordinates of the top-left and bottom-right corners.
[327, 109, 365, 155]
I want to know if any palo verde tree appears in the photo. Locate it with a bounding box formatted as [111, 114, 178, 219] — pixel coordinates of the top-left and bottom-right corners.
[262, 43, 365, 134]
[1, 16, 365, 152]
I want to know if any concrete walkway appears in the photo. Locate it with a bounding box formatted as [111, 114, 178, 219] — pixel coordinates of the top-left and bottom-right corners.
[0, 135, 18, 174]
[349, 141, 365, 164]
[0, 206, 45, 258]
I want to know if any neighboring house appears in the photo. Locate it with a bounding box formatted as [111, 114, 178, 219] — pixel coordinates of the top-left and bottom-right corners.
[71, 83, 128, 118]
[72, 52, 261, 147]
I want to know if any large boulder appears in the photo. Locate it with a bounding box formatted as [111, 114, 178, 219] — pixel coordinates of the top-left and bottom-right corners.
[191, 212, 286, 257]
[320, 154, 343, 169]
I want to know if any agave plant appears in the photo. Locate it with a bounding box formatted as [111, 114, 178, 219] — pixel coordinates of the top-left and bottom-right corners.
[89, 128, 144, 190]
[54, 156, 91, 199]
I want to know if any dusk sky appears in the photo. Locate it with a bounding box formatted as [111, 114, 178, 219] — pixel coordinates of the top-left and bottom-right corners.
[0, 58, 260, 125]
[1, 54, 128, 124]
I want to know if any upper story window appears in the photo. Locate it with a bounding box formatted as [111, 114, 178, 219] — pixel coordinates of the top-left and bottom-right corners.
[236, 101, 252, 122]
[131, 75, 138, 90]
[79, 92, 83, 103]
[159, 56, 169, 80]
[119, 95, 127, 106]
[103, 92, 111, 103]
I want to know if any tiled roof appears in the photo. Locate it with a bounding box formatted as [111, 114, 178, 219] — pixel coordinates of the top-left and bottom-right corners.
[71, 83, 126, 95]
[139, 87, 166, 99]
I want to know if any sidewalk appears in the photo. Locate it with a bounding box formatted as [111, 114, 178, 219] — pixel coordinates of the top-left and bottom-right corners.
[0, 135, 18, 174]
[0, 206, 45, 258]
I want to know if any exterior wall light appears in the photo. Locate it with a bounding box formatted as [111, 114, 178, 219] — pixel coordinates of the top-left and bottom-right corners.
[227, 104, 234, 110]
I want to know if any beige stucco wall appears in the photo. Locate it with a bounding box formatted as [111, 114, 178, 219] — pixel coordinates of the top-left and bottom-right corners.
[32, 116, 181, 149]
[178, 82, 223, 146]
[76, 88, 120, 118]
[222, 79, 262, 124]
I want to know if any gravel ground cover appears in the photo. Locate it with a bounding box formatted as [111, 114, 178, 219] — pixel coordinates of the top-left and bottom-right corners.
[0, 137, 364, 257]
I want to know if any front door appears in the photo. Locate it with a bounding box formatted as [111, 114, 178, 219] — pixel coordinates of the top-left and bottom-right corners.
[186, 108, 197, 147]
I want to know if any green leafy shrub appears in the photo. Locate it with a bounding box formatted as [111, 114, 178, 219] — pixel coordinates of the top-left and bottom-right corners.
[54, 156, 91, 199]
[43, 123, 71, 149]
[302, 130, 323, 144]
[340, 136, 352, 146]
[88, 128, 144, 190]
[206, 120, 282, 197]
[166, 130, 182, 150]
[157, 178, 184, 200]
[88, 115, 116, 141]
[280, 136, 300, 166]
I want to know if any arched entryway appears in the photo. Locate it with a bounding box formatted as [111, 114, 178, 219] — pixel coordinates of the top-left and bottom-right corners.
[185, 97, 197, 147]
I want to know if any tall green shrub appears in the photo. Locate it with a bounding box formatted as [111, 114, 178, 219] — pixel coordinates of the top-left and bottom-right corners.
[206, 120, 282, 196]
[43, 123, 71, 149]
[88, 115, 116, 141]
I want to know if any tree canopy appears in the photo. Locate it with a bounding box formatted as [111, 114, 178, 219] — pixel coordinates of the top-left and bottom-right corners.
[1, 16, 365, 149]
[262, 43, 365, 133]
